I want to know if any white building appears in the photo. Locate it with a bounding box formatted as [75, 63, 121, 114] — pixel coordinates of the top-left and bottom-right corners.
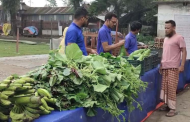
[155, 0, 190, 59]
[155, 0, 190, 37]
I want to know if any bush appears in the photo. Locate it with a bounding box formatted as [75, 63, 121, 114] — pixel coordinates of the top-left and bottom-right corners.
[137, 34, 154, 45]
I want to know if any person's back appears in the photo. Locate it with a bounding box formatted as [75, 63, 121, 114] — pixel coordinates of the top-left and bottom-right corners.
[124, 32, 138, 54]
[65, 22, 87, 55]
[64, 7, 98, 55]
[124, 21, 142, 56]
[97, 25, 112, 54]
[59, 27, 68, 54]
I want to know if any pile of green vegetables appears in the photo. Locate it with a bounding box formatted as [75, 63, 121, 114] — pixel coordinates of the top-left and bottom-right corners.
[120, 45, 151, 61]
[27, 44, 147, 121]
[128, 49, 150, 61]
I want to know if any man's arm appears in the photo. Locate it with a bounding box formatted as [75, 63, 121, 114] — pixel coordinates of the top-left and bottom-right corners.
[138, 45, 143, 49]
[102, 40, 125, 52]
[125, 49, 130, 56]
[179, 47, 187, 72]
[159, 52, 163, 74]
[68, 43, 97, 54]
[181, 47, 187, 66]
[86, 47, 98, 54]
[138, 45, 148, 49]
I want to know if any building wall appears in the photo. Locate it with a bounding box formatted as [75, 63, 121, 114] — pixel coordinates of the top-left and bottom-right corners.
[157, 3, 190, 37]
[23, 14, 73, 22]
[42, 30, 59, 36]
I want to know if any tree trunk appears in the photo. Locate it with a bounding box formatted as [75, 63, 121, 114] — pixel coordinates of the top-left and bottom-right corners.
[73, 0, 80, 11]
[10, 11, 17, 36]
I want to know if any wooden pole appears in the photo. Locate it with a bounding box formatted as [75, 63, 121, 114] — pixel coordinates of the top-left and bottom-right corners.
[51, 17, 53, 49]
[115, 20, 118, 43]
[16, 27, 19, 53]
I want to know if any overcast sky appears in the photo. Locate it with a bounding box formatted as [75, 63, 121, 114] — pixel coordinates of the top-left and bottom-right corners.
[23, 0, 95, 7]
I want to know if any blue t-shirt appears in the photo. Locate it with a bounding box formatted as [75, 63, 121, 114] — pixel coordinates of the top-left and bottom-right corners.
[97, 25, 112, 54]
[124, 32, 138, 54]
[65, 22, 87, 56]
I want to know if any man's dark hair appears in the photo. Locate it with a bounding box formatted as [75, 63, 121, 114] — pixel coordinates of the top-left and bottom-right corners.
[74, 7, 88, 20]
[130, 21, 142, 31]
[165, 20, 176, 27]
[105, 12, 117, 21]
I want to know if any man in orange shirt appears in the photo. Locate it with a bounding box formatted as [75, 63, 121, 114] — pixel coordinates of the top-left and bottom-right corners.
[159, 20, 187, 117]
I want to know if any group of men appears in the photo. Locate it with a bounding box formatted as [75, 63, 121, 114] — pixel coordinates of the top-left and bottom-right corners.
[60, 7, 187, 117]
[60, 7, 145, 55]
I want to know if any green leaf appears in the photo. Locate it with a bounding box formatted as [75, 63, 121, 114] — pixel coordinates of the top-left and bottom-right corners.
[102, 75, 112, 83]
[92, 61, 107, 75]
[70, 75, 83, 85]
[66, 43, 83, 60]
[87, 108, 97, 117]
[42, 70, 48, 79]
[49, 75, 57, 86]
[63, 68, 71, 76]
[56, 75, 64, 84]
[137, 103, 142, 111]
[116, 74, 122, 81]
[73, 77, 83, 85]
[76, 92, 88, 100]
[93, 84, 108, 93]
[77, 70, 83, 78]
[83, 100, 98, 108]
[54, 60, 62, 67]
[49, 77, 54, 86]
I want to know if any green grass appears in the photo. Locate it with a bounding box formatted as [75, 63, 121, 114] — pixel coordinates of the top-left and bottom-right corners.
[0, 41, 50, 57]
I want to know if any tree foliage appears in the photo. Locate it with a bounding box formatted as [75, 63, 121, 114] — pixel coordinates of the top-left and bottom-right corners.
[46, 0, 57, 7]
[89, 0, 158, 33]
[89, 0, 126, 17]
[0, 0, 20, 35]
[67, 0, 83, 12]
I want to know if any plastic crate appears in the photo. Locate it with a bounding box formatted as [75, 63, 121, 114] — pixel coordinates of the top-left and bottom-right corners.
[123, 56, 152, 76]
[150, 51, 159, 68]
[151, 49, 163, 57]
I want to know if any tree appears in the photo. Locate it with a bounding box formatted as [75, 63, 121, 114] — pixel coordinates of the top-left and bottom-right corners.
[61, 0, 83, 12]
[0, 0, 20, 35]
[46, 0, 57, 7]
[89, 0, 126, 17]
[61, 0, 68, 6]
[89, 0, 157, 32]
[119, 0, 157, 27]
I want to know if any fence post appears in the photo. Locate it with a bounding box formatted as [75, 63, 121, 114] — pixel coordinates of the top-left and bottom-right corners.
[24, 20, 26, 28]
[39, 20, 43, 36]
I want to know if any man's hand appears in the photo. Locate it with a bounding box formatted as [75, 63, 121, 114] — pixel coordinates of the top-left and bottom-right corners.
[178, 66, 184, 73]
[119, 40, 125, 45]
[117, 33, 123, 38]
[159, 66, 162, 74]
[89, 49, 98, 55]
[143, 45, 148, 48]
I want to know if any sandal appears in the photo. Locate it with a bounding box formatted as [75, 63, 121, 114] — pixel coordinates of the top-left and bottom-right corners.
[166, 110, 178, 117]
[159, 106, 170, 111]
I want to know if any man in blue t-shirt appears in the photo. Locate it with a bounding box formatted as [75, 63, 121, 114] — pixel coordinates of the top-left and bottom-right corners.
[97, 12, 125, 54]
[65, 7, 97, 56]
[125, 21, 147, 56]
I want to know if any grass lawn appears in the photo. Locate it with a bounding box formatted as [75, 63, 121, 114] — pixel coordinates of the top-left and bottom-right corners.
[0, 41, 50, 57]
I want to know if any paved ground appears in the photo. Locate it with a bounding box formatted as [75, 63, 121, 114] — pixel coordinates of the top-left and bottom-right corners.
[145, 86, 190, 122]
[0, 55, 48, 81]
[0, 55, 190, 122]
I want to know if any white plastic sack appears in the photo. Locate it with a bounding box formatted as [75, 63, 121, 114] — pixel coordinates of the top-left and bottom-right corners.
[50, 37, 63, 50]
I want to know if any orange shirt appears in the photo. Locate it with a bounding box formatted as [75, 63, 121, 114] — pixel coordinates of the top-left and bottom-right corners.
[161, 34, 186, 69]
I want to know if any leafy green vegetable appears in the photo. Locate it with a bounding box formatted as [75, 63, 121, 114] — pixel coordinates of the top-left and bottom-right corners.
[29, 44, 147, 122]
[65, 43, 83, 60]
[119, 45, 126, 57]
